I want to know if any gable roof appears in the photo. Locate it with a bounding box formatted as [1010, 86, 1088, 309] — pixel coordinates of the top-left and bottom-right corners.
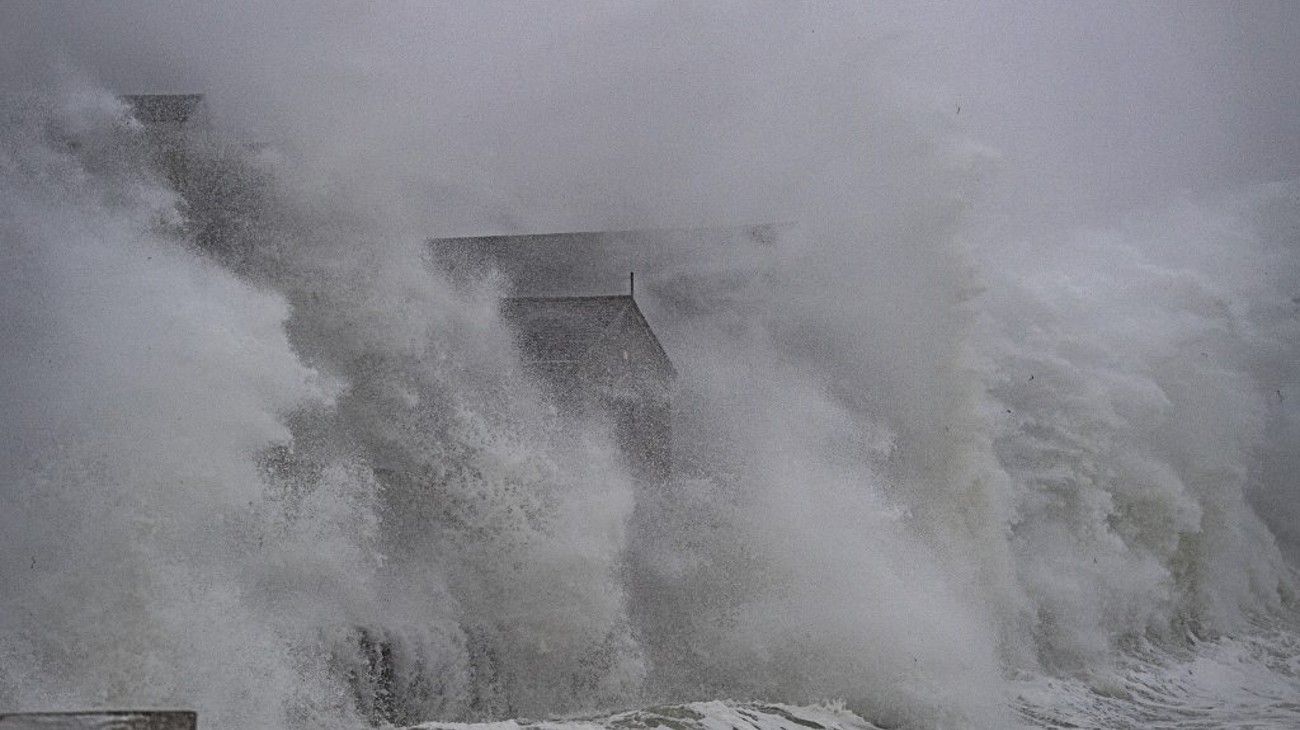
[500, 295, 675, 378]
[122, 94, 206, 125]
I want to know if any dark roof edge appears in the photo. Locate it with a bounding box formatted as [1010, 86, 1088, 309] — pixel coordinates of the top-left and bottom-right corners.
[430, 221, 797, 243]
[502, 294, 632, 303]
[622, 298, 677, 379]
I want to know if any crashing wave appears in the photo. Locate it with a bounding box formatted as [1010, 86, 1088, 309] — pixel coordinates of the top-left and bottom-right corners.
[405, 702, 884, 730]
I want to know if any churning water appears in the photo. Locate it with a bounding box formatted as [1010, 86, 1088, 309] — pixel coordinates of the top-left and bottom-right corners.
[1, 67, 1297, 730]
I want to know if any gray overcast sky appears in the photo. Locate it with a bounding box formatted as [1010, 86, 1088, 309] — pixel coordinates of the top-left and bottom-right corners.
[2, 1, 1298, 237]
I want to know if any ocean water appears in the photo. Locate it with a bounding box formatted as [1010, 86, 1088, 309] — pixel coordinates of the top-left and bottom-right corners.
[1013, 627, 1300, 728]
[0, 77, 1296, 730]
[405, 701, 886, 730]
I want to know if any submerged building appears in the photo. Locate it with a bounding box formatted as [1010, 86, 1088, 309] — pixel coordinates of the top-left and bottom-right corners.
[499, 277, 675, 484]
[433, 231, 687, 486]
[432, 226, 787, 486]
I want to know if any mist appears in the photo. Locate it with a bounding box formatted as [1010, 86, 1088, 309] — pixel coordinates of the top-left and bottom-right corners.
[1, 3, 1298, 729]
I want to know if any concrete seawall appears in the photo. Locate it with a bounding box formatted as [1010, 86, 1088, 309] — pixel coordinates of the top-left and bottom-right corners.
[0, 712, 195, 729]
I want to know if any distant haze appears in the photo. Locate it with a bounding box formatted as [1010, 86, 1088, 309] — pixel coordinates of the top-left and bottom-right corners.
[3, 1, 1297, 236]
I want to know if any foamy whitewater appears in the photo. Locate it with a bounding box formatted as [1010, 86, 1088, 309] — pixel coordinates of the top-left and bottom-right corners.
[2, 9, 1299, 729]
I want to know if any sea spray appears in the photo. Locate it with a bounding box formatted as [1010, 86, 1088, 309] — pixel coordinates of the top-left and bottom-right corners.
[2, 35, 1298, 727]
[976, 183, 1300, 668]
[0, 82, 643, 727]
[0, 86, 345, 726]
[167, 93, 646, 723]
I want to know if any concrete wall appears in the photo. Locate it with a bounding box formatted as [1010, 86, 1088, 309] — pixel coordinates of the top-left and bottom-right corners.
[0, 712, 196, 730]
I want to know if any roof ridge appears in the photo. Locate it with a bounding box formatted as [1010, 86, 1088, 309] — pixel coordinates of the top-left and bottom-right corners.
[430, 222, 796, 241]
[502, 294, 631, 301]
